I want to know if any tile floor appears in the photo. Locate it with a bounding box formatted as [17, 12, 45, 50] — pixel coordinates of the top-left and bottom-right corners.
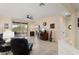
[28, 37, 58, 55]
[0, 36, 58, 55]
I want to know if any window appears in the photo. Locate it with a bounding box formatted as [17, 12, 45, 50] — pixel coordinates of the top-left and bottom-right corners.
[12, 22, 28, 37]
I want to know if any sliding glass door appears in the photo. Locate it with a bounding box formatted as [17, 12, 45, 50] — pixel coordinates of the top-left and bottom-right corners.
[12, 22, 28, 37]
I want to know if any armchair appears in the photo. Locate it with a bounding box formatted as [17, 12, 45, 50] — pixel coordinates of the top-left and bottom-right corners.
[11, 38, 33, 55]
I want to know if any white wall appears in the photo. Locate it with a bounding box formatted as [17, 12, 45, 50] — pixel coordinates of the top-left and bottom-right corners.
[0, 16, 12, 33]
[61, 4, 76, 46]
[75, 11, 79, 49]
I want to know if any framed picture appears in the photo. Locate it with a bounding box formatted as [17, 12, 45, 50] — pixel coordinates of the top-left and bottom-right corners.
[77, 18, 79, 27]
[43, 22, 47, 26]
[78, 18, 79, 22]
[30, 31, 35, 36]
[4, 24, 9, 29]
[78, 23, 79, 27]
[50, 24, 55, 29]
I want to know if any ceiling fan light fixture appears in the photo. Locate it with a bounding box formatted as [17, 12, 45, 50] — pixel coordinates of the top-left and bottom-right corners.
[39, 3, 45, 6]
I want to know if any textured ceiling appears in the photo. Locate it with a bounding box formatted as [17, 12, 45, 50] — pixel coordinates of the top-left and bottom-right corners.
[0, 3, 67, 19]
[70, 3, 79, 11]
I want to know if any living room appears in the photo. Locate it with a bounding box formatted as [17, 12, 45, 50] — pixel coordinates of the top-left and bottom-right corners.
[0, 3, 79, 55]
[0, 3, 61, 55]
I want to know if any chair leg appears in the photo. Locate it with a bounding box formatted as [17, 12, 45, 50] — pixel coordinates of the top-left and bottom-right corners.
[28, 43, 33, 51]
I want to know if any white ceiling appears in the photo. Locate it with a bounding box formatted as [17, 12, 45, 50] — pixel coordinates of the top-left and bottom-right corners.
[0, 3, 67, 19]
[70, 3, 79, 11]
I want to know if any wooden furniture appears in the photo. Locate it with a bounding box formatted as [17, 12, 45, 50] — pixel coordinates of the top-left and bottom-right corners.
[11, 38, 33, 55]
[40, 30, 48, 41]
